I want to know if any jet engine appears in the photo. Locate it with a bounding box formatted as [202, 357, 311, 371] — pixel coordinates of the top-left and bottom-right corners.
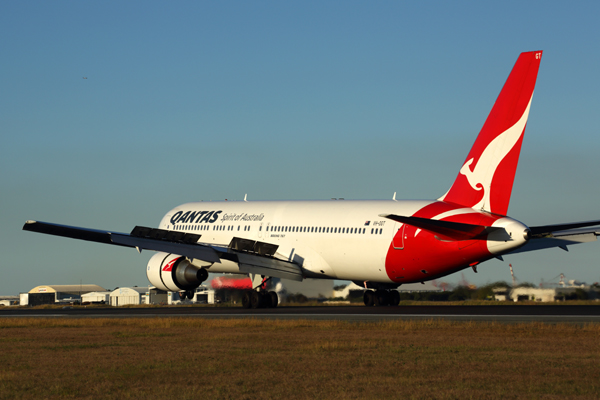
[146, 252, 209, 292]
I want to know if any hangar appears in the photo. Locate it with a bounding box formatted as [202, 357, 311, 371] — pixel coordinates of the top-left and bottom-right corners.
[21, 284, 107, 306]
[81, 291, 111, 304]
[0, 296, 19, 306]
[109, 287, 146, 306]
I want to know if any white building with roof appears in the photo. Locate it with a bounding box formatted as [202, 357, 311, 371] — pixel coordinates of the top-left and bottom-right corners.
[81, 291, 111, 304]
[22, 284, 107, 306]
[109, 287, 146, 306]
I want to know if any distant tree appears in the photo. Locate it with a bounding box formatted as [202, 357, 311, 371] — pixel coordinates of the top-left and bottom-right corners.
[473, 281, 511, 300]
[565, 289, 589, 300]
[449, 285, 474, 301]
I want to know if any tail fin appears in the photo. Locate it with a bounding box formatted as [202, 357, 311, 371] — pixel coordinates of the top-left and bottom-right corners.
[440, 51, 543, 215]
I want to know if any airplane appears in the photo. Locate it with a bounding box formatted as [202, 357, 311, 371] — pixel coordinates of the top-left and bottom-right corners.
[23, 50, 600, 308]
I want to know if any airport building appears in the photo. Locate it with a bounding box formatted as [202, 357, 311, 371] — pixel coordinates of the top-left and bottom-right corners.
[0, 296, 19, 306]
[109, 287, 147, 306]
[167, 286, 215, 305]
[493, 282, 600, 302]
[21, 284, 107, 306]
[81, 291, 111, 304]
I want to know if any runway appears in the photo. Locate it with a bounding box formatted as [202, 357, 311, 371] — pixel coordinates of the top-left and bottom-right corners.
[2, 305, 600, 323]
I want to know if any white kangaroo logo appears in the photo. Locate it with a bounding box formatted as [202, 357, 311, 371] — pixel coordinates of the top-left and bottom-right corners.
[460, 98, 532, 211]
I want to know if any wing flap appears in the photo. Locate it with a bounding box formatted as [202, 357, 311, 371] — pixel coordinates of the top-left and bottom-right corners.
[237, 253, 303, 281]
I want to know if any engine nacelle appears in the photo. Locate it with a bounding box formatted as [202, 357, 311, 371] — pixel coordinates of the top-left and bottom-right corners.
[147, 252, 209, 292]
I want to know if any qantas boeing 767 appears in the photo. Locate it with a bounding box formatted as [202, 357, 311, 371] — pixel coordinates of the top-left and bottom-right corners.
[23, 51, 600, 307]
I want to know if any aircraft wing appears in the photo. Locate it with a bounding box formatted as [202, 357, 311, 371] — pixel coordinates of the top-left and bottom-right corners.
[22, 220, 302, 281]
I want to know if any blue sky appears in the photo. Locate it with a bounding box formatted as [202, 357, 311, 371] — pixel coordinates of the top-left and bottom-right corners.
[2, 1, 600, 295]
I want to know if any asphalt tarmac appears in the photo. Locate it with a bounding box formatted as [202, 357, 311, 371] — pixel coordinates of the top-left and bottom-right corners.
[2, 304, 600, 323]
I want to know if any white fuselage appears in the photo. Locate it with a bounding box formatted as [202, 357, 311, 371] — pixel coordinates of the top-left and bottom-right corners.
[159, 199, 432, 283]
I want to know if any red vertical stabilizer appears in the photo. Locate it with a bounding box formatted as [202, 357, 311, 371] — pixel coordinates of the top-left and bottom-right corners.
[440, 51, 543, 215]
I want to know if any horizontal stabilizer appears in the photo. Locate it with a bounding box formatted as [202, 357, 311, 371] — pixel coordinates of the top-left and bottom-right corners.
[510, 232, 597, 254]
[379, 214, 506, 241]
[529, 220, 600, 237]
[511, 222, 600, 254]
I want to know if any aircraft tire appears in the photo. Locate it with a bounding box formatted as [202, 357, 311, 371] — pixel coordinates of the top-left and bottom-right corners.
[179, 291, 187, 300]
[269, 291, 278, 308]
[363, 290, 375, 306]
[185, 290, 195, 300]
[375, 290, 389, 306]
[242, 291, 252, 309]
[391, 290, 401, 306]
[250, 291, 262, 309]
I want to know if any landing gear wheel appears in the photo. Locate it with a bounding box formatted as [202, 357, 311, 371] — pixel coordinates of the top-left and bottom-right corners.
[242, 291, 252, 309]
[391, 290, 401, 306]
[268, 291, 279, 308]
[185, 290, 195, 300]
[364, 290, 375, 307]
[250, 291, 262, 309]
[179, 292, 187, 300]
[390, 290, 400, 306]
[375, 290, 389, 306]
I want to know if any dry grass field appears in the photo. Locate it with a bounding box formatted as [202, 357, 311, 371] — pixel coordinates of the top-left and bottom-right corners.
[1, 318, 599, 399]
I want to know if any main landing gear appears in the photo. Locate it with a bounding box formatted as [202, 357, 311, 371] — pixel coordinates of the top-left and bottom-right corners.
[363, 290, 400, 307]
[242, 290, 279, 309]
